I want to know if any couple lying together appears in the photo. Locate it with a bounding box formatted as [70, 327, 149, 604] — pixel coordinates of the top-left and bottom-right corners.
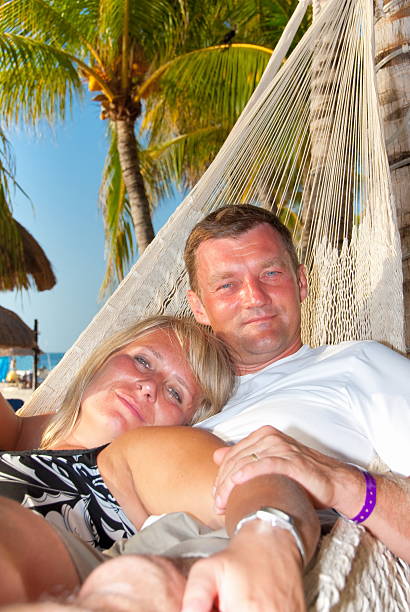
[1, 204, 409, 611]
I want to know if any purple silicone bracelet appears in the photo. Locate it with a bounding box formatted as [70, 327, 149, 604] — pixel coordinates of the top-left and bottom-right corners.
[349, 469, 377, 524]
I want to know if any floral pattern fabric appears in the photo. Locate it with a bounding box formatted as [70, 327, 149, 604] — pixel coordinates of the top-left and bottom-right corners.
[0, 446, 137, 550]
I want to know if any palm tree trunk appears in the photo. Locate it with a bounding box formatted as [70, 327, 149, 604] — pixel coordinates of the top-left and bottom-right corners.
[114, 118, 155, 254]
[375, 0, 410, 354]
[302, 1, 354, 259]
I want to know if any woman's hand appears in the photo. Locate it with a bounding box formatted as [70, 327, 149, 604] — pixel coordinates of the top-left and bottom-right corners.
[182, 520, 306, 612]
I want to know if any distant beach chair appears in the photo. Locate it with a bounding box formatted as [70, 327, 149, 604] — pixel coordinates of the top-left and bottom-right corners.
[7, 398, 24, 411]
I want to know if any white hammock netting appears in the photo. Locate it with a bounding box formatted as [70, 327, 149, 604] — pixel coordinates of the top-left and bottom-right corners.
[20, 0, 409, 607]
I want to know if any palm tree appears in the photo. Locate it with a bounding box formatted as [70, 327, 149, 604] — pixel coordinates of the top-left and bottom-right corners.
[0, 0, 289, 290]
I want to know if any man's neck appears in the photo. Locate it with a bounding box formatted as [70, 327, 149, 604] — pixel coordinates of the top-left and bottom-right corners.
[236, 341, 303, 376]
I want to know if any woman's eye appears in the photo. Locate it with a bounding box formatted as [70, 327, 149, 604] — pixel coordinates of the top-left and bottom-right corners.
[134, 355, 150, 369]
[167, 386, 182, 403]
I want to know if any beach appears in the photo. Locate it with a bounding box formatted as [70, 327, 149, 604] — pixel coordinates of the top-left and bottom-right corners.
[0, 352, 63, 407]
[0, 382, 33, 405]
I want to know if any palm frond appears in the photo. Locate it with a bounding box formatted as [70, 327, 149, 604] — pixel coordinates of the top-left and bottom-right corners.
[141, 43, 271, 141]
[230, 0, 311, 50]
[141, 125, 228, 200]
[0, 0, 100, 59]
[0, 33, 83, 124]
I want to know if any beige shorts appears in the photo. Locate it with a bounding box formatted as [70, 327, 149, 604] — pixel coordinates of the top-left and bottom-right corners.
[54, 513, 229, 583]
[52, 524, 107, 583]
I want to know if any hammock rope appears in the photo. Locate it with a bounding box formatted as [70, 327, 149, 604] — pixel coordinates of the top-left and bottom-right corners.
[22, 0, 404, 418]
[20, 0, 409, 606]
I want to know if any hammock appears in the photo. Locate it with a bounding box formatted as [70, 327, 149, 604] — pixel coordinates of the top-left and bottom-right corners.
[20, 0, 409, 607]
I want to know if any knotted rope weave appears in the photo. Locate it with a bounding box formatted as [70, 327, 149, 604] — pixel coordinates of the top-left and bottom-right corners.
[20, 0, 409, 606]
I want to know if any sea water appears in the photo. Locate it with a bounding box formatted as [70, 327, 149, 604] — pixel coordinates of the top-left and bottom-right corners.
[0, 353, 64, 381]
[14, 353, 65, 371]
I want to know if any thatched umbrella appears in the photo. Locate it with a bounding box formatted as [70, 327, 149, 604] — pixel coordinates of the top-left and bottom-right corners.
[0, 219, 56, 291]
[0, 305, 37, 353]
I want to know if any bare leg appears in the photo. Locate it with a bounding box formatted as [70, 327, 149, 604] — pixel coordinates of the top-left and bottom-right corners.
[0, 498, 80, 605]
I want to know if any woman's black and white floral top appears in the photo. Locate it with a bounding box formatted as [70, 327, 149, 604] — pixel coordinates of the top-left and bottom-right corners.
[0, 446, 137, 550]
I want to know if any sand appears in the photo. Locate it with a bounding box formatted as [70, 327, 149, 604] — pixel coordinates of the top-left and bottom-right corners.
[0, 382, 33, 404]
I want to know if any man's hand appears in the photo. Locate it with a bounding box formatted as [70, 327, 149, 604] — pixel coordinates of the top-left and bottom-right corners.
[213, 426, 363, 516]
[182, 520, 306, 612]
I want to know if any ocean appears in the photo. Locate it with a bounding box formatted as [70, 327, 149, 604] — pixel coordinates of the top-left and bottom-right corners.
[0, 353, 65, 380]
[14, 352, 65, 371]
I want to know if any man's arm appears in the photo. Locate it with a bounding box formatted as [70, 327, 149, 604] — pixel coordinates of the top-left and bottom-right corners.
[213, 425, 410, 562]
[182, 472, 318, 612]
[99, 426, 320, 611]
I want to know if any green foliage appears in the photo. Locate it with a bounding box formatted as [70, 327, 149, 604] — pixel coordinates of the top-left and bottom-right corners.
[0, 0, 302, 292]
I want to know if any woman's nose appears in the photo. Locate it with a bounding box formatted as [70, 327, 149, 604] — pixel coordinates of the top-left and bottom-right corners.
[136, 378, 158, 402]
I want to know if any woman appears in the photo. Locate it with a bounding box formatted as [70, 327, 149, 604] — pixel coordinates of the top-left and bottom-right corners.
[0, 315, 235, 549]
[0, 315, 319, 610]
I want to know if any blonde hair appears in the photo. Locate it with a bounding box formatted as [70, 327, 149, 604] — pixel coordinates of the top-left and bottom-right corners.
[40, 315, 235, 448]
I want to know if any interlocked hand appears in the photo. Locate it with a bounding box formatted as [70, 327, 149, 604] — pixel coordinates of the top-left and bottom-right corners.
[213, 426, 362, 515]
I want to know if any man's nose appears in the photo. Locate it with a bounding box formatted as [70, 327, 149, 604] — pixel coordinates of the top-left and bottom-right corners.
[241, 278, 269, 307]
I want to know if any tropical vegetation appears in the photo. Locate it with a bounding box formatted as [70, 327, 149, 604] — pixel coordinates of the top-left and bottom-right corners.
[0, 0, 309, 291]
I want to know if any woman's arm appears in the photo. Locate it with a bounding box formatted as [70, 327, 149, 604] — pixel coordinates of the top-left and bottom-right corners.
[0, 392, 50, 450]
[0, 393, 22, 449]
[98, 426, 223, 529]
[98, 426, 319, 555]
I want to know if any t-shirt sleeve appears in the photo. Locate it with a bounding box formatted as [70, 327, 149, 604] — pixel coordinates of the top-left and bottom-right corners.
[347, 342, 410, 476]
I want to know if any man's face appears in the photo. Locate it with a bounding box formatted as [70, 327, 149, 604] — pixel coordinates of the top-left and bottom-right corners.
[187, 223, 308, 374]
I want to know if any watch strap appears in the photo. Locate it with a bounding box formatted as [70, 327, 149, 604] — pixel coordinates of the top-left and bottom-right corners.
[234, 506, 306, 567]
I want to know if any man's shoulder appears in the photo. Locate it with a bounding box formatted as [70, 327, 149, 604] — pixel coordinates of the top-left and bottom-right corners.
[321, 339, 405, 360]
[258, 340, 386, 367]
[255, 340, 405, 374]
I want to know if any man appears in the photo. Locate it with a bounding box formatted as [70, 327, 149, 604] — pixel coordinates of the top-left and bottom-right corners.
[184, 203, 410, 563]
[3, 204, 407, 612]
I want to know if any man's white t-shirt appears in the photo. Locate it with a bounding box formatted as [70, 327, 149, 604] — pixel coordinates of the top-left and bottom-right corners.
[198, 341, 410, 476]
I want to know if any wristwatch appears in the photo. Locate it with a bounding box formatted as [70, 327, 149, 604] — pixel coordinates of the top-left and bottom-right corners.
[234, 507, 306, 567]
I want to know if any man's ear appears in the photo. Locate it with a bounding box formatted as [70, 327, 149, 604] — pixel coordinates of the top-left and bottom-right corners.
[297, 264, 308, 303]
[187, 290, 211, 326]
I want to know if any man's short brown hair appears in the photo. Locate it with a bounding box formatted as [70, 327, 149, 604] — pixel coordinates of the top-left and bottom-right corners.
[184, 204, 300, 292]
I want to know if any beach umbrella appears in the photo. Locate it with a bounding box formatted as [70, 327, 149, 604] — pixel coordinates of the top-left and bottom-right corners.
[0, 220, 56, 291]
[0, 305, 38, 353]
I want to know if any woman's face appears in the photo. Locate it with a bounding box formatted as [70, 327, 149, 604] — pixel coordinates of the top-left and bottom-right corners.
[77, 329, 203, 445]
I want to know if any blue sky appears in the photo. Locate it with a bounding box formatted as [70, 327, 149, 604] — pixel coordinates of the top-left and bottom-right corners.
[1, 102, 181, 352]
